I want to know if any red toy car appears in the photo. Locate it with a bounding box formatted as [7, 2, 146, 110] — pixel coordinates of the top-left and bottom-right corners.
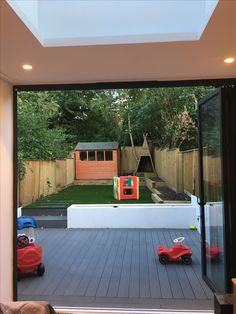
[206, 243, 222, 261]
[17, 217, 45, 278]
[157, 237, 192, 265]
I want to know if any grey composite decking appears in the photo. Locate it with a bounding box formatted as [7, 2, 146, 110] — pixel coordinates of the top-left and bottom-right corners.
[18, 229, 213, 310]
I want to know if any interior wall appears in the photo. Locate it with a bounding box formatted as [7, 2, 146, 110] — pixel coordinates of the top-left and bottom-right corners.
[0, 78, 14, 301]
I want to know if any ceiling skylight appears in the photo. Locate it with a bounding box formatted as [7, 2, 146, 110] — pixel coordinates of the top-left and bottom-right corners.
[7, 0, 219, 47]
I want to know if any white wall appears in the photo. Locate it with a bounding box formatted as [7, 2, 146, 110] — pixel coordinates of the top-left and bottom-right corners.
[0, 79, 14, 301]
[68, 200, 199, 229]
[191, 195, 201, 233]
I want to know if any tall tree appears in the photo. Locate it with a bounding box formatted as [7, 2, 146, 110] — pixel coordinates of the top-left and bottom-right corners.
[18, 86, 214, 179]
[118, 86, 214, 149]
[18, 91, 69, 178]
[51, 90, 121, 146]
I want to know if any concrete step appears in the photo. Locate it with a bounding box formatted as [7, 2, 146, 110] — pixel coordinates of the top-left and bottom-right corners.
[33, 216, 67, 228]
[22, 208, 67, 217]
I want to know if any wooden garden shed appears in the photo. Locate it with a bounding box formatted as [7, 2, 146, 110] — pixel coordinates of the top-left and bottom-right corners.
[74, 142, 120, 180]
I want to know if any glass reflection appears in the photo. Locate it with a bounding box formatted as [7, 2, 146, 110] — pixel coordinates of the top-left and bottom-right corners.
[200, 94, 225, 292]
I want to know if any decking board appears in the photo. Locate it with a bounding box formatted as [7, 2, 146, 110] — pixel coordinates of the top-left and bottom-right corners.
[96, 230, 122, 297]
[18, 228, 213, 310]
[117, 231, 133, 297]
[106, 231, 128, 297]
[129, 231, 140, 298]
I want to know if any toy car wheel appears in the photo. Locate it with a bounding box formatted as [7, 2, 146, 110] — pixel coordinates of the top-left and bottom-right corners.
[182, 255, 192, 265]
[17, 234, 29, 248]
[37, 263, 45, 276]
[159, 254, 169, 264]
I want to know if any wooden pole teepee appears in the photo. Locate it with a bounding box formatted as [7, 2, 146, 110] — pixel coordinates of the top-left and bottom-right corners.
[135, 134, 155, 174]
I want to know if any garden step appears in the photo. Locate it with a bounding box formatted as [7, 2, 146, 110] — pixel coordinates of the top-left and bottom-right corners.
[46, 200, 73, 203]
[33, 216, 67, 228]
[22, 208, 67, 217]
[41, 201, 72, 206]
[74, 179, 113, 185]
[34, 204, 70, 208]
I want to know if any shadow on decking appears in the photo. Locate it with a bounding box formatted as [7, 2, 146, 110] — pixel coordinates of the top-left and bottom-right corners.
[18, 229, 213, 310]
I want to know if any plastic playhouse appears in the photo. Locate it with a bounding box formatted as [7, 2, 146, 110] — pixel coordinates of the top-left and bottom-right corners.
[113, 176, 139, 200]
[157, 237, 192, 265]
[17, 216, 45, 278]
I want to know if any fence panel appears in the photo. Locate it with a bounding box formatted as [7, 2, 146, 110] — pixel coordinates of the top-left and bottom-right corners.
[153, 148, 201, 195]
[120, 146, 143, 174]
[19, 158, 75, 206]
[39, 161, 56, 197]
[154, 148, 182, 192]
[56, 159, 67, 190]
[202, 154, 221, 201]
[182, 149, 199, 196]
[66, 158, 75, 185]
[19, 161, 41, 205]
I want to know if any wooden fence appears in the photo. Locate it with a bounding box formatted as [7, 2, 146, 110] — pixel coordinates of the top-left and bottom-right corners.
[154, 148, 221, 197]
[19, 158, 75, 206]
[19, 147, 221, 206]
[121, 146, 199, 195]
[154, 148, 198, 195]
[120, 146, 143, 174]
[154, 148, 183, 193]
[121, 146, 220, 197]
[182, 149, 199, 196]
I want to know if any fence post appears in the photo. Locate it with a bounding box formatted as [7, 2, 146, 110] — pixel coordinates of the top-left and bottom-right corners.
[176, 150, 184, 193]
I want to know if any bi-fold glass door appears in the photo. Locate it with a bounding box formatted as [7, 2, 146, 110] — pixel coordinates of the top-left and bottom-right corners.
[198, 87, 236, 293]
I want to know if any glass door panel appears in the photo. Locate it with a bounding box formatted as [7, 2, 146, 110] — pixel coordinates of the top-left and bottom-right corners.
[199, 91, 226, 292]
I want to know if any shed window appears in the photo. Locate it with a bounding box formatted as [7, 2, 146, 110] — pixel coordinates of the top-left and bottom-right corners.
[88, 151, 96, 161]
[105, 150, 113, 161]
[97, 151, 104, 161]
[80, 151, 87, 161]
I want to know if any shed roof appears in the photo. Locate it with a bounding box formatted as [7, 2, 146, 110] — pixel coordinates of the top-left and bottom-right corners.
[75, 142, 119, 151]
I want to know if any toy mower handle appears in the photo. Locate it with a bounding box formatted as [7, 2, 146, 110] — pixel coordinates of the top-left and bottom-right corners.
[173, 237, 185, 244]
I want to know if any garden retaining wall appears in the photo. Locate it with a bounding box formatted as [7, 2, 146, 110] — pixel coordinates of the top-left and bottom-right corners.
[68, 196, 201, 230]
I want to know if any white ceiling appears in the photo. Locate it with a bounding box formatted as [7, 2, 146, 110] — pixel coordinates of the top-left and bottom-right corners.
[6, 0, 218, 47]
[0, 0, 236, 85]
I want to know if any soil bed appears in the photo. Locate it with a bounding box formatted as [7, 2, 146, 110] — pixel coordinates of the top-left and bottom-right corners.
[151, 176, 191, 201]
[157, 186, 191, 201]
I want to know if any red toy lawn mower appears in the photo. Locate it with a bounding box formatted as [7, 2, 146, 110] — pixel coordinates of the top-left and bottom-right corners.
[157, 237, 192, 265]
[17, 217, 45, 278]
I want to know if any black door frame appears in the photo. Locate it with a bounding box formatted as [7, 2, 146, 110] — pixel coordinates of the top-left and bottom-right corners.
[13, 78, 236, 301]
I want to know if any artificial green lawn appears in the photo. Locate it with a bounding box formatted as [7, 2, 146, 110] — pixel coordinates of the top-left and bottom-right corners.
[25, 185, 153, 208]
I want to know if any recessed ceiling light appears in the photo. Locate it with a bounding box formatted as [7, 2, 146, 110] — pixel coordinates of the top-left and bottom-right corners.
[224, 57, 235, 64]
[22, 64, 33, 70]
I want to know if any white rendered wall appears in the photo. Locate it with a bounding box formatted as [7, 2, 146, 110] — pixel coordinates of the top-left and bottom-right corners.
[191, 195, 201, 233]
[68, 198, 199, 229]
[17, 207, 22, 218]
[0, 79, 14, 301]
